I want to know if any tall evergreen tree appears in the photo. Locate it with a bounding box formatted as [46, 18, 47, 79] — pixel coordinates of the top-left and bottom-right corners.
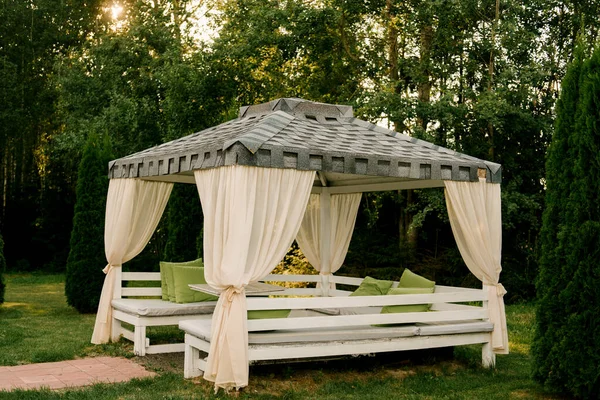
[0, 233, 6, 304]
[532, 43, 583, 390]
[532, 45, 600, 399]
[65, 134, 113, 313]
[162, 184, 203, 262]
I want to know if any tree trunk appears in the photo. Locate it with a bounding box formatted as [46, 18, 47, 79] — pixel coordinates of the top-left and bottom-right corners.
[416, 24, 434, 131]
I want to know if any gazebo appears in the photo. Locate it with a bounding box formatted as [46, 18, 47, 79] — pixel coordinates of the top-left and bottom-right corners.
[91, 98, 508, 391]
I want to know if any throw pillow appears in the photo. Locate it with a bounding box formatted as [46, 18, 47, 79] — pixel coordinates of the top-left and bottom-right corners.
[398, 268, 435, 289]
[349, 276, 394, 296]
[160, 258, 203, 301]
[171, 265, 218, 304]
[381, 286, 435, 314]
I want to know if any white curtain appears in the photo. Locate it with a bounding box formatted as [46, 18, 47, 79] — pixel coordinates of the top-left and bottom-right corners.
[194, 165, 315, 391]
[91, 179, 173, 344]
[296, 193, 362, 278]
[444, 178, 509, 354]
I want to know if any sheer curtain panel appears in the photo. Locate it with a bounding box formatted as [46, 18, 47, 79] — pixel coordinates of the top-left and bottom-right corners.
[444, 178, 509, 354]
[91, 179, 173, 344]
[194, 165, 315, 391]
[296, 193, 362, 279]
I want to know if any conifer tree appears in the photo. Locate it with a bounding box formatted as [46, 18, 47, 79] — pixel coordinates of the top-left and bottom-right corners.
[533, 45, 600, 399]
[0, 233, 6, 304]
[162, 184, 203, 262]
[65, 134, 114, 313]
[532, 44, 583, 387]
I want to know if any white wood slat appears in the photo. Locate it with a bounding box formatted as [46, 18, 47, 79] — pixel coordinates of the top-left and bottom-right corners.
[122, 272, 161, 281]
[247, 309, 489, 332]
[146, 343, 185, 354]
[121, 287, 162, 297]
[246, 291, 486, 310]
[330, 276, 363, 286]
[262, 274, 321, 282]
[434, 285, 482, 293]
[271, 288, 323, 296]
[248, 332, 489, 361]
[430, 303, 482, 312]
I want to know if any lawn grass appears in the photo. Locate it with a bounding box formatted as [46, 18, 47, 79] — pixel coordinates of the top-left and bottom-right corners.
[0, 273, 567, 399]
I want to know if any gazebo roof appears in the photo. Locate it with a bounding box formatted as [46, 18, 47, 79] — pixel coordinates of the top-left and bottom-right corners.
[109, 98, 501, 192]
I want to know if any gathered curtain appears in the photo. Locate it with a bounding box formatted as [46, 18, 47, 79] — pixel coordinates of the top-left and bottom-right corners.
[296, 193, 362, 279]
[444, 178, 509, 354]
[194, 165, 315, 391]
[91, 178, 173, 344]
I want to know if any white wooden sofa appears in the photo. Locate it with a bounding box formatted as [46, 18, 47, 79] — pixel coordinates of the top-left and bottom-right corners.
[179, 274, 496, 378]
[110, 269, 217, 356]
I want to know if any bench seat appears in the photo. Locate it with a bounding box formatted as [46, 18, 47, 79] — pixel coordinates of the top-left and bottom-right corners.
[112, 299, 216, 317]
[179, 317, 493, 345]
[179, 307, 495, 379]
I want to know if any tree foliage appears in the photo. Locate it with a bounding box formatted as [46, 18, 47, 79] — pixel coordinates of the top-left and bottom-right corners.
[0, 233, 6, 304]
[65, 134, 113, 313]
[532, 44, 600, 399]
[1, 0, 600, 311]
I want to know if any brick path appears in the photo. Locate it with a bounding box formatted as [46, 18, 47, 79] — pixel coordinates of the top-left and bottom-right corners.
[0, 356, 156, 392]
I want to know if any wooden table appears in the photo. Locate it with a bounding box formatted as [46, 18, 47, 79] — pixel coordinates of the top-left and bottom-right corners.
[188, 282, 286, 297]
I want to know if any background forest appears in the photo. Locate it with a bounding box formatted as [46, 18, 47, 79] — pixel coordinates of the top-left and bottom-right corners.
[1, 0, 599, 303]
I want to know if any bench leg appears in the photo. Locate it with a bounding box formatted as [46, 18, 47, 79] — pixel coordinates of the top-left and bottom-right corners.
[482, 340, 496, 368]
[184, 343, 203, 379]
[134, 325, 147, 356]
[111, 318, 122, 342]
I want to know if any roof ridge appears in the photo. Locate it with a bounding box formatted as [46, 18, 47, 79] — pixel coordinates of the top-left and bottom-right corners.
[223, 111, 295, 154]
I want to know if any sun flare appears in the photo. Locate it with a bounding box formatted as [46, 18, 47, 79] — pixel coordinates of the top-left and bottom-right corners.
[111, 4, 123, 20]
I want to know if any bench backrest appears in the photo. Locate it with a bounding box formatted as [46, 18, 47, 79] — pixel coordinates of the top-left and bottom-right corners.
[245, 283, 489, 332]
[114, 270, 162, 299]
[114, 272, 489, 331]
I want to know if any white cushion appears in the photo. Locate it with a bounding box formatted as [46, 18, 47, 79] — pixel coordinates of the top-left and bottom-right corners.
[112, 298, 216, 317]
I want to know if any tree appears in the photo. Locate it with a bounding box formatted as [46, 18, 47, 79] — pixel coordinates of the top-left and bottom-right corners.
[65, 134, 113, 313]
[163, 185, 203, 262]
[532, 44, 600, 399]
[0, 233, 6, 304]
[0, 0, 104, 271]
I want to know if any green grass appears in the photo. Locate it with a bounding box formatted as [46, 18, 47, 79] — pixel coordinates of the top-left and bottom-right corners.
[0, 273, 567, 399]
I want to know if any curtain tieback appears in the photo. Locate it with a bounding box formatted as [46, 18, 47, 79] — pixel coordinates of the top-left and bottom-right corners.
[486, 282, 507, 297]
[102, 263, 122, 274]
[222, 286, 245, 307]
[102, 264, 112, 274]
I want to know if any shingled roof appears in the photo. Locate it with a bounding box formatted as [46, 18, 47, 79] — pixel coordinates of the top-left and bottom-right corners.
[108, 98, 501, 188]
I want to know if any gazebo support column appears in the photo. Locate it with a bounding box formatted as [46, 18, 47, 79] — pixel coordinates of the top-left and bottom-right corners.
[481, 283, 496, 368]
[319, 187, 332, 297]
[111, 268, 123, 342]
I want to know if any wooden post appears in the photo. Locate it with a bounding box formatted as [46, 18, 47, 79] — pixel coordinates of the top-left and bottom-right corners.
[111, 267, 123, 342]
[481, 283, 496, 368]
[320, 188, 332, 297]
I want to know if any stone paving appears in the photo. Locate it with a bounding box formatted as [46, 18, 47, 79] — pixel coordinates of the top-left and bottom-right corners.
[0, 356, 156, 392]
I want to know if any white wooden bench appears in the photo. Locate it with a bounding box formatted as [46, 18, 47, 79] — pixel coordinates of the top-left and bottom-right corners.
[110, 270, 217, 356]
[179, 275, 497, 378]
[109, 271, 323, 356]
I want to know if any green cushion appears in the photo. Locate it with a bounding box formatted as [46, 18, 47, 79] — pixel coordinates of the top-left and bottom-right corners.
[398, 268, 435, 289]
[349, 276, 394, 296]
[160, 258, 203, 302]
[381, 286, 435, 314]
[247, 309, 291, 320]
[171, 265, 219, 304]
